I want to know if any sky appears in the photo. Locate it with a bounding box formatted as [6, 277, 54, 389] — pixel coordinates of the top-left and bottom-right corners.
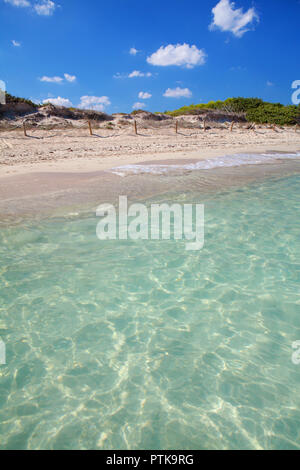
[0, 0, 300, 114]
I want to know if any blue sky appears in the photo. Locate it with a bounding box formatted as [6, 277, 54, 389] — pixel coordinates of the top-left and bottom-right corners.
[1, 0, 299, 113]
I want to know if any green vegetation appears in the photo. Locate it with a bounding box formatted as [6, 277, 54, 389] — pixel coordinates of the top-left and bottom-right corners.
[165, 97, 300, 126]
[2, 93, 299, 126]
[131, 109, 146, 115]
[4, 92, 36, 107]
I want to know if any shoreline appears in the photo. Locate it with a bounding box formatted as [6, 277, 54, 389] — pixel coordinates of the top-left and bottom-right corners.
[1, 158, 300, 224]
[1, 127, 300, 178]
[1, 144, 299, 196]
[1, 127, 300, 220]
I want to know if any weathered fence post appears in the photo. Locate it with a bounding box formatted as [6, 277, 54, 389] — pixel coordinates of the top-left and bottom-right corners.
[134, 120, 137, 135]
[88, 121, 93, 136]
[230, 121, 234, 132]
[23, 121, 27, 137]
[175, 121, 178, 134]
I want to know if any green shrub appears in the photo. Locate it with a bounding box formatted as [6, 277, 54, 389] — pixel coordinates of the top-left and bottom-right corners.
[131, 109, 146, 115]
[4, 92, 36, 107]
[165, 97, 300, 125]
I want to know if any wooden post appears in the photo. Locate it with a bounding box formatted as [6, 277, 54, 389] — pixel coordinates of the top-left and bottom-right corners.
[175, 121, 178, 134]
[134, 120, 137, 135]
[230, 121, 234, 132]
[88, 121, 93, 136]
[272, 124, 276, 132]
[203, 118, 206, 131]
[23, 121, 27, 137]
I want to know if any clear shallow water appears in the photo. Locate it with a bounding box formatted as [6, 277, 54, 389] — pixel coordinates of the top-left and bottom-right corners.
[0, 172, 300, 450]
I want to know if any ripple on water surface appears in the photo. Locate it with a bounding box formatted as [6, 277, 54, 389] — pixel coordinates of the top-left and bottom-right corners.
[0, 171, 300, 450]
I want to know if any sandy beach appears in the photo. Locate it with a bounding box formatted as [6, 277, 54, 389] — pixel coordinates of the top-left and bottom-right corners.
[1, 125, 300, 175]
[0, 126, 300, 219]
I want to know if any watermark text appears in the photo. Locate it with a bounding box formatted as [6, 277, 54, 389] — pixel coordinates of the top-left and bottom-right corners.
[291, 80, 300, 105]
[0, 80, 6, 105]
[292, 340, 300, 365]
[96, 196, 204, 251]
[0, 339, 6, 365]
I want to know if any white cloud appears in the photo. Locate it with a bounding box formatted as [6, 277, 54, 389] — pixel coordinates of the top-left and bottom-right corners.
[34, 0, 56, 16]
[163, 87, 192, 98]
[64, 73, 76, 83]
[138, 91, 152, 99]
[230, 65, 246, 71]
[132, 102, 146, 110]
[147, 43, 206, 68]
[128, 70, 152, 78]
[210, 0, 259, 37]
[129, 47, 139, 55]
[78, 95, 111, 112]
[267, 81, 274, 87]
[114, 71, 152, 79]
[39, 75, 64, 83]
[42, 95, 111, 111]
[43, 96, 73, 107]
[12, 40, 21, 47]
[4, 0, 57, 15]
[39, 74, 76, 83]
[4, 0, 30, 7]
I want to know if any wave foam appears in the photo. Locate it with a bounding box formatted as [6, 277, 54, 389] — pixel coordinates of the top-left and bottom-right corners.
[108, 152, 300, 177]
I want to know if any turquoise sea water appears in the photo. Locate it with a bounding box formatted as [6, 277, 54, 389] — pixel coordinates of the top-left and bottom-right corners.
[0, 167, 300, 450]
